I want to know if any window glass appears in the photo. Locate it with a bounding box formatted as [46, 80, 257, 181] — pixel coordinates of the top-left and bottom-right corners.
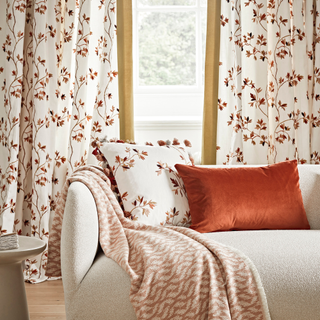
[138, 11, 196, 86]
[133, 0, 207, 157]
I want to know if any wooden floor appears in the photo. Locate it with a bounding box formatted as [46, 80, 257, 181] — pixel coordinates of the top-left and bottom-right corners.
[25, 280, 66, 320]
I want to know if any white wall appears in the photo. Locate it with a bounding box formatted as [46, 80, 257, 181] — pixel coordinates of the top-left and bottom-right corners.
[134, 116, 202, 164]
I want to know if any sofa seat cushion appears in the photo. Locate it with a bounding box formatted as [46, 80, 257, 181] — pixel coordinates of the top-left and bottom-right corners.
[71, 230, 320, 320]
[204, 230, 320, 320]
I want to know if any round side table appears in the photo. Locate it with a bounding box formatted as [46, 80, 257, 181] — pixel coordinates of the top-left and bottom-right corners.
[0, 236, 46, 320]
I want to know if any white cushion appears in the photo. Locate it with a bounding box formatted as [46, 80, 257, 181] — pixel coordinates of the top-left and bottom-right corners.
[100, 143, 192, 226]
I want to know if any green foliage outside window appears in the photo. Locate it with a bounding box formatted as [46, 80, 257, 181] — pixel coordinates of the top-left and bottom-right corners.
[138, 11, 196, 86]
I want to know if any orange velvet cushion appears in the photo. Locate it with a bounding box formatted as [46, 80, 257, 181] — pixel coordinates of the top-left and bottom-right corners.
[175, 160, 310, 233]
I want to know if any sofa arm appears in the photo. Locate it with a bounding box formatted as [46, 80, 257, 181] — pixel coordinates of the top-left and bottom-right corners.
[61, 181, 99, 294]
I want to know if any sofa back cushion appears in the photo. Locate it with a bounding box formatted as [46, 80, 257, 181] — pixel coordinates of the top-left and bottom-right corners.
[297, 165, 320, 230]
[175, 160, 310, 233]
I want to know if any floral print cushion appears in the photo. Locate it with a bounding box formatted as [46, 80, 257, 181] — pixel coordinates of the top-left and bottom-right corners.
[92, 146, 125, 210]
[96, 139, 192, 227]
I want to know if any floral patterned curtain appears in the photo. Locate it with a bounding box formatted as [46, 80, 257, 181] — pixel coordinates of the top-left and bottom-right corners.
[0, 0, 119, 282]
[217, 0, 320, 165]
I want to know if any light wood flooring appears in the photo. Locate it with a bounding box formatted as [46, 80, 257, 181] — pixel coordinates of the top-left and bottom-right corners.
[25, 279, 66, 320]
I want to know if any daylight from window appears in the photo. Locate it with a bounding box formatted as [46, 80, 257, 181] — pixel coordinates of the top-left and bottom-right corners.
[133, 0, 207, 158]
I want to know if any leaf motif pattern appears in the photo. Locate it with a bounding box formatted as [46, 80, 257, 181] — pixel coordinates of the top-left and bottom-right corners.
[162, 208, 191, 227]
[217, 0, 320, 165]
[98, 142, 193, 227]
[123, 195, 157, 220]
[156, 162, 188, 198]
[113, 147, 148, 174]
[157, 162, 191, 227]
[0, 0, 118, 283]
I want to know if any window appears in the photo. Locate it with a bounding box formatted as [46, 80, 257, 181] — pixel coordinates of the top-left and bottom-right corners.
[132, 0, 207, 158]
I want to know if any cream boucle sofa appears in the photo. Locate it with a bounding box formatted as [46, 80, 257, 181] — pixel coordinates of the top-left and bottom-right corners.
[61, 165, 320, 320]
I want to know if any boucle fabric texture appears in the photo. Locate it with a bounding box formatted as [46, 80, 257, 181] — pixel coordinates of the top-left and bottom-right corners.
[47, 165, 270, 320]
[205, 230, 320, 320]
[297, 165, 320, 229]
[60, 180, 320, 320]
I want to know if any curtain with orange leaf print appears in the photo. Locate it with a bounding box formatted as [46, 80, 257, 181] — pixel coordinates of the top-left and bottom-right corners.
[216, 0, 320, 165]
[0, 0, 119, 282]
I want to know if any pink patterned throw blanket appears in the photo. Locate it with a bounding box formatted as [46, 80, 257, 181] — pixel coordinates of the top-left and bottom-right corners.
[47, 166, 270, 320]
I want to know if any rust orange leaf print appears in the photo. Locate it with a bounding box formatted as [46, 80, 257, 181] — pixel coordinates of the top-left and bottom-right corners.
[217, 0, 320, 165]
[0, 0, 118, 282]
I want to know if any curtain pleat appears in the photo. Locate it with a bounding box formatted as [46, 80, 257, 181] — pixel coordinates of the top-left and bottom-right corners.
[117, 0, 135, 142]
[201, 0, 221, 165]
[0, 0, 119, 283]
[216, 0, 320, 165]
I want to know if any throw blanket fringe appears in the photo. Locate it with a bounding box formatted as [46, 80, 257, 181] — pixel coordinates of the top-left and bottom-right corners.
[47, 166, 270, 320]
